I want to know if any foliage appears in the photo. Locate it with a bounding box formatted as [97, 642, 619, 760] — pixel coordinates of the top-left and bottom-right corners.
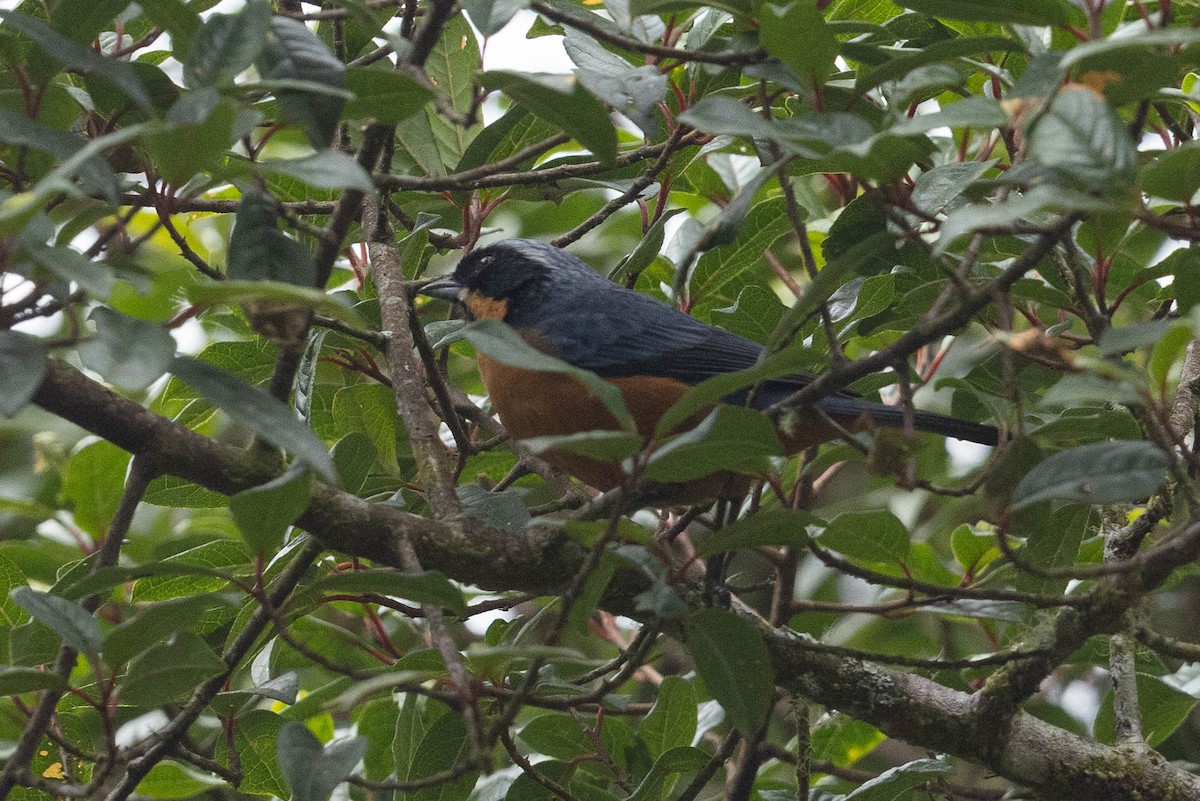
[5, 0, 1200, 800]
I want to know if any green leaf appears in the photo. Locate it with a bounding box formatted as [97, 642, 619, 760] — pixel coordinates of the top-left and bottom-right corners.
[1095, 673, 1197, 747]
[1026, 86, 1138, 195]
[627, 746, 710, 801]
[1140, 141, 1200, 202]
[0, 331, 48, 418]
[694, 509, 819, 557]
[711, 285, 788, 344]
[311, 569, 467, 615]
[135, 761, 227, 799]
[331, 384, 401, 474]
[331, 432, 377, 494]
[214, 709, 288, 797]
[187, 281, 362, 324]
[811, 714, 884, 767]
[0, 108, 118, 202]
[521, 430, 645, 461]
[564, 29, 667, 134]
[231, 466, 312, 554]
[118, 631, 228, 706]
[402, 711, 479, 801]
[138, 0, 203, 60]
[257, 149, 375, 191]
[896, 0, 1072, 25]
[103, 595, 235, 665]
[481, 71, 617, 166]
[644, 406, 782, 483]
[63, 440, 131, 538]
[182, 0, 270, 87]
[760, 1, 838, 84]
[343, 67, 433, 124]
[145, 94, 238, 186]
[0, 10, 151, 108]
[843, 756, 953, 800]
[950, 524, 1000, 573]
[277, 723, 368, 801]
[131, 540, 252, 602]
[456, 484, 531, 534]
[639, 676, 698, 759]
[857, 36, 1024, 92]
[10, 587, 102, 656]
[461, 0, 529, 37]
[79, 307, 176, 392]
[519, 713, 593, 760]
[170, 356, 337, 482]
[460, 319, 633, 430]
[227, 191, 318, 288]
[685, 609, 774, 737]
[819, 509, 911, 565]
[257, 15, 347, 148]
[1013, 441, 1168, 509]
[0, 666, 67, 695]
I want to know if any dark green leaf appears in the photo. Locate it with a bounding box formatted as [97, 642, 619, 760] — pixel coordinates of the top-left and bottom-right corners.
[461, 0, 529, 36]
[1026, 86, 1138, 195]
[214, 710, 288, 797]
[760, 1, 838, 83]
[103, 595, 235, 665]
[63, 440, 130, 537]
[231, 466, 312, 554]
[627, 747, 709, 801]
[227, 191, 318, 288]
[170, 356, 337, 482]
[564, 29, 667, 134]
[119, 631, 228, 706]
[694, 509, 819, 557]
[403, 711, 479, 801]
[0, 108, 118, 202]
[1140, 141, 1200, 202]
[897, 0, 1072, 25]
[685, 609, 774, 737]
[456, 484, 531, 533]
[311, 569, 467, 614]
[139, 0, 203, 60]
[0, 10, 151, 108]
[819, 509, 910, 565]
[277, 723, 368, 801]
[80, 307, 176, 392]
[257, 150, 374, 191]
[640, 676, 698, 759]
[145, 95, 238, 185]
[857, 36, 1024, 92]
[481, 71, 617, 166]
[645, 406, 781, 482]
[521, 430, 644, 461]
[843, 756, 953, 800]
[256, 16, 347, 148]
[0, 666, 67, 695]
[0, 331, 48, 418]
[1095, 673, 1198, 747]
[1014, 441, 1168, 509]
[182, 0, 271, 87]
[135, 762, 226, 799]
[520, 713, 594, 760]
[10, 587, 102, 655]
[343, 67, 433, 124]
[331, 432, 377, 494]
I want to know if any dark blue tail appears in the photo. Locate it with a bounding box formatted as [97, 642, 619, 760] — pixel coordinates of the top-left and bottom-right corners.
[743, 382, 1000, 446]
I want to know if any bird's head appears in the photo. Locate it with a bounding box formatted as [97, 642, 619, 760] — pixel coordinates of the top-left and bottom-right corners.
[421, 239, 578, 321]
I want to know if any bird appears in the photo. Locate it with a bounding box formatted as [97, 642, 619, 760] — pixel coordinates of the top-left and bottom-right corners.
[421, 239, 1000, 503]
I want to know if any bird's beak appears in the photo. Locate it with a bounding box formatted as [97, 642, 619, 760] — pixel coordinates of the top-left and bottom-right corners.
[420, 276, 464, 302]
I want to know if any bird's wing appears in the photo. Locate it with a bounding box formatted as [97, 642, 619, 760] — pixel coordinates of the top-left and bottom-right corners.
[530, 288, 764, 380]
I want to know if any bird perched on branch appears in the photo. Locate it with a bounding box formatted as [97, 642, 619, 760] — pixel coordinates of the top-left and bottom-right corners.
[422, 239, 1000, 502]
